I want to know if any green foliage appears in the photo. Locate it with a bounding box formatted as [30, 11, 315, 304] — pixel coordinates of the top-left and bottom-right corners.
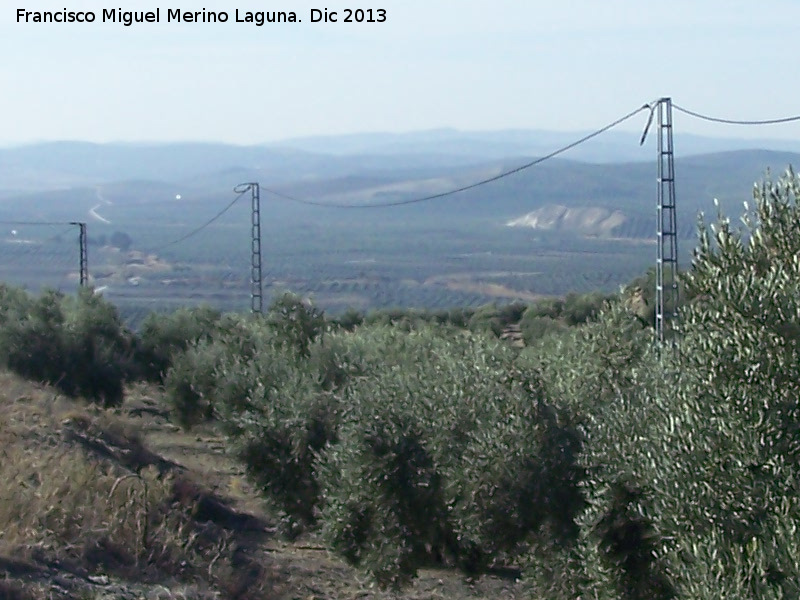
[0, 287, 133, 406]
[164, 339, 230, 428]
[136, 305, 222, 381]
[526, 297, 565, 320]
[331, 307, 364, 331]
[218, 353, 334, 535]
[267, 291, 325, 358]
[363, 307, 413, 326]
[443, 306, 474, 328]
[317, 326, 585, 586]
[164, 316, 337, 531]
[164, 316, 587, 586]
[163, 313, 261, 427]
[519, 170, 800, 599]
[496, 301, 527, 325]
[524, 299, 674, 599]
[0, 283, 29, 325]
[361, 306, 478, 330]
[10, 169, 796, 596]
[519, 313, 566, 345]
[0, 289, 69, 389]
[467, 303, 505, 336]
[61, 288, 135, 405]
[562, 291, 612, 326]
[666, 171, 800, 596]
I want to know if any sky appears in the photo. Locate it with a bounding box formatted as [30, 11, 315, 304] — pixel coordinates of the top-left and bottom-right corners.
[3, 0, 800, 145]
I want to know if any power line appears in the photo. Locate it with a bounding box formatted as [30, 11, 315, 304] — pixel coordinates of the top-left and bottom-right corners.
[262, 103, 655, 209]
[0, 220, 79, 226]
[0, 223, 76, 239]
[0, 224, 82, 291]
[673, 103, 800, 126]
[150, 189, 249, 251]
[0, 222, 81, 246]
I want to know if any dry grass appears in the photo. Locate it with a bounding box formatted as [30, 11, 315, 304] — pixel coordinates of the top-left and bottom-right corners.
[1, 447, 193, 575]
[0, 371, 282, 600]
[0, 372, 531, 600]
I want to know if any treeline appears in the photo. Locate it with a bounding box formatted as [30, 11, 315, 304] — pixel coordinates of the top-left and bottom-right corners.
[0, 282, 614, 408]
[3, 172, 800, 598]
[0, 281, 611, 590]
[332, 289, 613, 340]
[0, 286, 134, 405]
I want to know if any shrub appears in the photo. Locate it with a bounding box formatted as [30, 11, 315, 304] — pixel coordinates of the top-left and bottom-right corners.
[519, 313, 566, 345]
[61, 289, 135, 405]
[363, 307, 415, 328]
[216, 351, 336, 532]
[166, 316, 338, 532]
[526, 300, 674, 599]
[0, 283, 29, 325]
[163, 313, 259, 427]
[663, 172, 800, 596]
[136, 306, 222, 381]
[331, 307, 364, 331]
[445, 306, 474, 328]
[527, 297, 565, 320]
[521, 171, 800, 599]
[0, 287, 133, 406]
[496, 301, 527, 325]
[562, 291, 610, 326]
[467, 303, 504, 336]
[266, 291, 325, 358]
[218, 324, 455, 533]
[0, 289, 68, 389]
[317, 326, 586, 586]
[164, 340, 231, 428]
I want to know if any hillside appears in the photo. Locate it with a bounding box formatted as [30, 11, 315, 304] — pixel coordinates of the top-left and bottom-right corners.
[0, 371, 528, 600]
[507, 205, 628, 237]
[3, 167, 800, 599]
[1, 142, 799, 321]
[269, 128, 800, 162]
[3, 146, 796, 227]
[5, 129, 799, 190]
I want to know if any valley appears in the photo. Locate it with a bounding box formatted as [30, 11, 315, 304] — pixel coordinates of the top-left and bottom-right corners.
[1, 134, 798, 325]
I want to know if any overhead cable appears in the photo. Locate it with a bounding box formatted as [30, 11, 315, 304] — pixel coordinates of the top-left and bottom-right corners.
[150, 189, 249, 251]
[0, 220, 79, 226]
[262, 103, 656, 209]
[673, 103, 800, 126]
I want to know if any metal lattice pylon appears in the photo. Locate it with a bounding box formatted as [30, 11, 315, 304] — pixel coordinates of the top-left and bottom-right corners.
[70, 221, 89, 287]
[249, 183, 263, 314]
[655, 98, 679, 346]
[234, 182, 263, 314]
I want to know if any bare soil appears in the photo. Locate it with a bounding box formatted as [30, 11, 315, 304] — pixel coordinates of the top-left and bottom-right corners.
[1, 376, 532, 599]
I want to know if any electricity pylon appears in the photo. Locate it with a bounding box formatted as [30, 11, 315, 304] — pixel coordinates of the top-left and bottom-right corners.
[655, 98, 679, 348]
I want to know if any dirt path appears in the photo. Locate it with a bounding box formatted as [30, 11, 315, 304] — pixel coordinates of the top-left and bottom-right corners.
[125, 389, 530, 600]
[89, 186, 112, 224]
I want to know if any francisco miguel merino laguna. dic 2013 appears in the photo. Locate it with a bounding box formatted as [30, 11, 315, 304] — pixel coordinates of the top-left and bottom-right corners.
[16, 7, 388, 26]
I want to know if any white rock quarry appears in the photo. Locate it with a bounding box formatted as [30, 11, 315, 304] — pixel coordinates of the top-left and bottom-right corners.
[506, 204, 627, 237]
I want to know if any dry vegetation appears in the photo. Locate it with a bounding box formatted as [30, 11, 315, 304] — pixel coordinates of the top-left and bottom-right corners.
[0, 371, 280, 600]
[0, 372, 529, 600]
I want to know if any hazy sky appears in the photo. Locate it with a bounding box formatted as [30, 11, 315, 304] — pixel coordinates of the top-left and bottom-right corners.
[4, 0, 800, 144]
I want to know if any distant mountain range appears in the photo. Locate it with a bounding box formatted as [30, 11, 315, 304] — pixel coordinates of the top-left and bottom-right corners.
[268, 128, 800, 162]
[3, 132, 800, 315]
[1, 134, 799, 238]
[2, 128, 799, 190]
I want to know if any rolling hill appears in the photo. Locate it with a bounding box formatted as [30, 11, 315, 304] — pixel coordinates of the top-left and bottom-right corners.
[1, 137, 798, 320]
